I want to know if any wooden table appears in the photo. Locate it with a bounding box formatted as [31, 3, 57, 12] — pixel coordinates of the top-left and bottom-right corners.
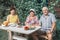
[0, 25, 41, 40]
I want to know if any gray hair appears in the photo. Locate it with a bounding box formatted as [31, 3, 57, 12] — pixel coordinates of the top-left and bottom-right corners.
[42, 7, 48, 11]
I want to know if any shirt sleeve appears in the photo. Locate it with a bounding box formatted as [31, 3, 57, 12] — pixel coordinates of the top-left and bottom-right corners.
[7, 15, 10, 22]
[51, 14, 56, 23]
[16, 15, 20, 23]
[26, 16, 30, 23]
[35, 16, 39, 24]
[39, 16, 42, 25]
[16, 15, 19, 19]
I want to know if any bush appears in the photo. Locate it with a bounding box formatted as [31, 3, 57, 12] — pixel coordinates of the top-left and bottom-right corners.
[0, 0, 60, 23]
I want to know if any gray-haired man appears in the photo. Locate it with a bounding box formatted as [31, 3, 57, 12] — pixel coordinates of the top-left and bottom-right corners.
[39, 7, 56, 40]
[32, 7, 56, 40]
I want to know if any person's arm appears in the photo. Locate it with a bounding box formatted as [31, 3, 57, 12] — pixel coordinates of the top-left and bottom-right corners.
[51, 22, 56, 32]
[39, 16, 42, 26]
[25, 16, 30, 25]
[17, 15, 20, 24]
[35, 16, 39, 26]
[51, 14, 56, 32]
[7, 15, 9, 22]
[17, 18, 20, 24]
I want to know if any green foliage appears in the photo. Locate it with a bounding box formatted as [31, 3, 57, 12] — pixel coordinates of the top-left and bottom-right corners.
[0, 30, 8, 40]
[0, 0, 60, 23]
[0, 0, 60, 40]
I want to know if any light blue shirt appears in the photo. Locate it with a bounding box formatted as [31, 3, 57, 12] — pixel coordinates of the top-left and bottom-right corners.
[39, 13, 56, 30]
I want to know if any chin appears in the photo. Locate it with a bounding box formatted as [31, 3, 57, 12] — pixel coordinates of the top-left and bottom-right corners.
[44, 13, 48, 15]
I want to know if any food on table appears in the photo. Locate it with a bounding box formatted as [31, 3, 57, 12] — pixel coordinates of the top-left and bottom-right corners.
[24, 25, 36, 30]
[3, 21, 9, 26]
[29, 25, 36, 30]
[8, 23, 18, 27]
[16, 24, 19, 27]
[24, 26, 29, 30]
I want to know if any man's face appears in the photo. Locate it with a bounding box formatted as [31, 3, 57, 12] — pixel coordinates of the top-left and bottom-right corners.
[42, 9, 48, 15]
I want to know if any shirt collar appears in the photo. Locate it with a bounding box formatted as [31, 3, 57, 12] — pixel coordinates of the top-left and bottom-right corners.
[43, 13, 50, 17]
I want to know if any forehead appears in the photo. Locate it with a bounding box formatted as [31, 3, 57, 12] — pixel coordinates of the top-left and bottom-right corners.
[10, 10, 15, 12]
[42, 9, 48, 11]
[42, 7, 48, 11]
[30, 12, 34, 13]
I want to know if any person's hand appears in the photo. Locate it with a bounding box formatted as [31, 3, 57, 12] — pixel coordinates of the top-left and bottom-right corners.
[50, 29, 53, 33]
[18, 22, 20, 25]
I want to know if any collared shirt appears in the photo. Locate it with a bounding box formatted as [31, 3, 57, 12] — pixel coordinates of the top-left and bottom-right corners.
[39, 13, 56, 30]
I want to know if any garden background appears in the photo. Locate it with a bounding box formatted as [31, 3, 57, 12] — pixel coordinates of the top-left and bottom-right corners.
[0, 0, 60, 40]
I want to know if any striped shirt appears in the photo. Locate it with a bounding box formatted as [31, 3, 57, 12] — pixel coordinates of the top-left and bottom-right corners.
[39, 13, 56, 30]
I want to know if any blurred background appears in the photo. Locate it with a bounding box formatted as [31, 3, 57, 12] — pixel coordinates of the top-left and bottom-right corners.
[0, 0, 60, 40]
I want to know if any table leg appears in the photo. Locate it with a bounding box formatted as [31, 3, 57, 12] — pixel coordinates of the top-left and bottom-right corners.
[7, 30, 12, 40]
[24, 34, 31, 40]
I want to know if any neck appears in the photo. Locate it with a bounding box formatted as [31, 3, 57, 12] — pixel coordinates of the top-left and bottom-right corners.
[30, 15, 35, 17]
[45, 14, 48, 16]
[30, 16, 34, 17]
[11, 14, 15, 16]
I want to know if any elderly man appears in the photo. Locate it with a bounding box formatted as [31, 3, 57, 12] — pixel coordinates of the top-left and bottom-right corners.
[39, 7, 56, 40]
[32, 7, 56, 40]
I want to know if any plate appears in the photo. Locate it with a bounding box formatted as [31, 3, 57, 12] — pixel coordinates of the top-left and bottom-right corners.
[8, 23, 18, 27]
[1, 24, 5, 27]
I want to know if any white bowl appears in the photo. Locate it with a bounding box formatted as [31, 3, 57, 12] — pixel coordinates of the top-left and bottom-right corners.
[8, 23, 18, 27]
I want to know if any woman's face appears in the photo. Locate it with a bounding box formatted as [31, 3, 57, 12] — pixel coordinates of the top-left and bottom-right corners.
[30, 12, 35, 17]
[10, 10, 15, 15]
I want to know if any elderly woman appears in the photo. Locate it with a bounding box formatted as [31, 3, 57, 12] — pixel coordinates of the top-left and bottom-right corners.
[25, 9, 39, 26]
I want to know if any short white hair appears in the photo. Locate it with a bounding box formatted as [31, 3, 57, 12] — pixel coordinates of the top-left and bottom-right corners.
[42, 7, 48, 11]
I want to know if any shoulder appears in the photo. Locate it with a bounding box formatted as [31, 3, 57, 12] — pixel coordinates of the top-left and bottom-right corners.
[40, 15, 44, 19]
[7, 15, 11, 17]
[15, 15, 18, 17]
[35, 16, 38, 18]
[15, 15, 18, 16]
[49, 13, 55, 16]
[27, 15, 30, 18]
[34, 16, 38, 19]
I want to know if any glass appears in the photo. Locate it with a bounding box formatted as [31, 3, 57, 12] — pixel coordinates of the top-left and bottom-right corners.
[19, 23, 24, 28]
